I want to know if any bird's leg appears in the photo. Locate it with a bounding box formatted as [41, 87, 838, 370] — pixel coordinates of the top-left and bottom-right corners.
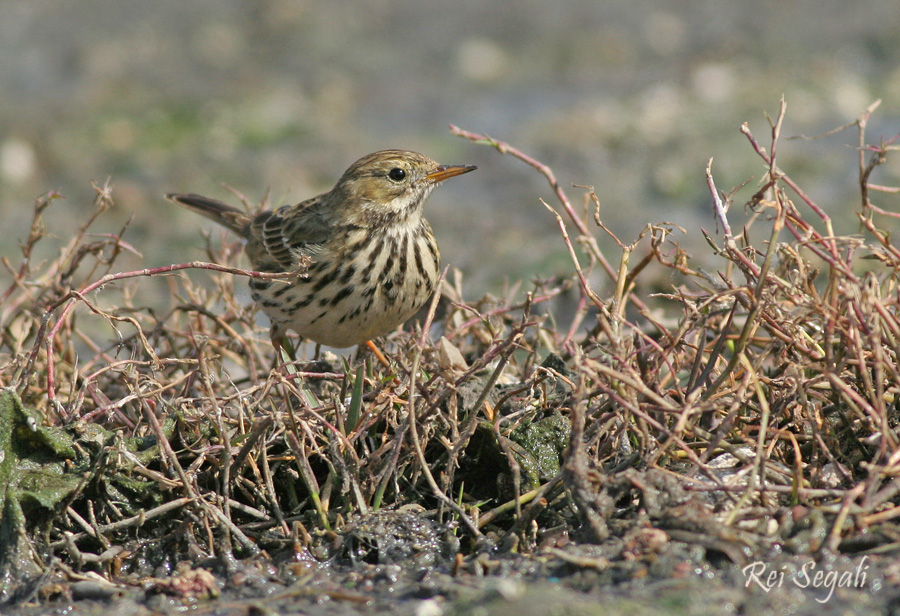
[365, 340, 391, 368]
[270, 324, 297, 363]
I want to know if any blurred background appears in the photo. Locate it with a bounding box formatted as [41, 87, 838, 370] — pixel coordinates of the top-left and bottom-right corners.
[3, 0, 900, 301]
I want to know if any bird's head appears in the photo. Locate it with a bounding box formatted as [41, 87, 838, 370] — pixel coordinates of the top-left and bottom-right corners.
[332, 150, 476, 227]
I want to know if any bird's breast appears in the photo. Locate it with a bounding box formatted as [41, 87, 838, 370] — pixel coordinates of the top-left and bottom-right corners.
[246, 223, 439, 348]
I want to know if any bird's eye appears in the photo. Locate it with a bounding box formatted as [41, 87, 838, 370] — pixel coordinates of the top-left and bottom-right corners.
[388, 168, 407, 182]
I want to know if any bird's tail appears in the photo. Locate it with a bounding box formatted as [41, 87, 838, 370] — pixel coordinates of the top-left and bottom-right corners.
[166, 193, 253, 237]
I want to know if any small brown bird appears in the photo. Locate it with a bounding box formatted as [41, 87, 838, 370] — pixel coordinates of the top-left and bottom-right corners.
[168, 150, 476, 350]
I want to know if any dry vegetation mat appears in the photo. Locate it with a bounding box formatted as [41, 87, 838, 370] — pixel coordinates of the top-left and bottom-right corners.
[1, 100, 899, 612]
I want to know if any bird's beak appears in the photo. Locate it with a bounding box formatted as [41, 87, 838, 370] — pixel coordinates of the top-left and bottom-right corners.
[426, 164, 477, 184]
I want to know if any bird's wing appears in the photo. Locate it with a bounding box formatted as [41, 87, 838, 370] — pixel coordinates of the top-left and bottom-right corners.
[248, 195, 329, 270]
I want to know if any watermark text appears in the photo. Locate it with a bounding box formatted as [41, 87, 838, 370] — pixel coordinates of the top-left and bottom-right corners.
[742, 556, 869, 604]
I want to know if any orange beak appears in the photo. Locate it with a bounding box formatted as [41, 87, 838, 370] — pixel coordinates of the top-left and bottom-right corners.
[426, 164, 477, 184]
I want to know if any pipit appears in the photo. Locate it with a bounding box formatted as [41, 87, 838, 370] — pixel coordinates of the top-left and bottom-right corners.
[168, 150, 476, 352]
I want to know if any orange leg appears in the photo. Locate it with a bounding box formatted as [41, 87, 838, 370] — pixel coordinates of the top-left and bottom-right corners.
[365, 340, 391, 368]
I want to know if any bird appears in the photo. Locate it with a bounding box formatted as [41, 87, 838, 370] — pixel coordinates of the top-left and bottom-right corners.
[167, 150, 476, 353]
